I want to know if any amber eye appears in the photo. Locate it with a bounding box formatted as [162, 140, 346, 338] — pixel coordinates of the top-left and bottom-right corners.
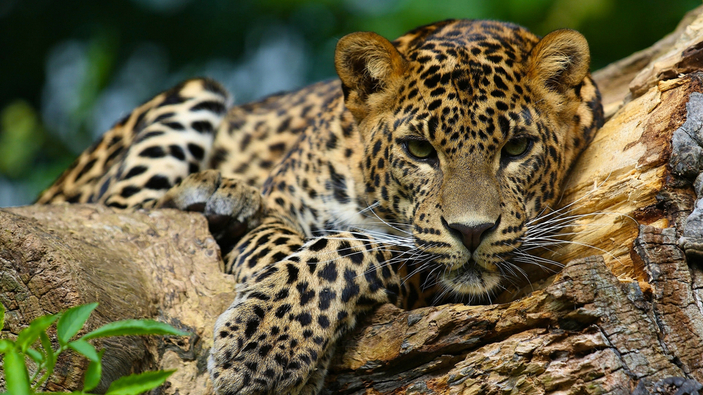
[502, 137, 531, 158]
[406, 139, 436, 160]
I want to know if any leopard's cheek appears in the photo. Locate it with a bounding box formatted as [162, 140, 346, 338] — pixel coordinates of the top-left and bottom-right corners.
[510, 134, 564, 218]
[411, 199, 444, 245]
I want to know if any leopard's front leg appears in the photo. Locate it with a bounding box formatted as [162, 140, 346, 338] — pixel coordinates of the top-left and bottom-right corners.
[209, 219, 405, 395]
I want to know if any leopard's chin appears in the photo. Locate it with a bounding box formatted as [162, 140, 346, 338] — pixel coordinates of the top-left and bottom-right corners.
[439, 259, 503, 295]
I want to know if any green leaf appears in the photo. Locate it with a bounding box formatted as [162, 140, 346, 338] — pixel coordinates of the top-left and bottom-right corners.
[0, 302, 5, 331]
[25, 347, 43, 364]
[16, 313, 59, 352]
[68, 339, 99, 362]
[83, 349, 104, 392]
[36, 393, 84, 395]
[57, 302, 98, 345]
[83, 319, 189, 340]
[40, 331, 56, 381]
[0, 339, 13, 353]
[40, 331, 54, 361]
[3, 347, 31, 395]
[105, 370, 175, 395]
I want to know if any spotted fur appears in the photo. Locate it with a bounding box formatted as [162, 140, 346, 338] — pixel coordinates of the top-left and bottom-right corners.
[39, 19, 603, 394]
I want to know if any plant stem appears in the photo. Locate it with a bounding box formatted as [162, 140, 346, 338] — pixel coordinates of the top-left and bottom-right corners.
[31, 345, 66, 390]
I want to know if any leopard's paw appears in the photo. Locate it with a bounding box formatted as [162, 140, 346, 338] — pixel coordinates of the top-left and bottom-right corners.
[156, 169, 263, 248]
[208, 277, 332, 395]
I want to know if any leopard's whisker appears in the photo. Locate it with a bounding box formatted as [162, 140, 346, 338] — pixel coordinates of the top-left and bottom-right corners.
[510, 253, 564, 271]
[401, 256, 437, 287]
[420, 266, 445, 290]
[530, 172, 612, 226]
[496, 256, 530, 283]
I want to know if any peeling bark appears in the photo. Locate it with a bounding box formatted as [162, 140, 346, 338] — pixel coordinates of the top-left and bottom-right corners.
[326, 254, 691, 394]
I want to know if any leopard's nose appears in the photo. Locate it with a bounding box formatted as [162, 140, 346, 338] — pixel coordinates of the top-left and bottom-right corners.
[445, 216, 500, 252]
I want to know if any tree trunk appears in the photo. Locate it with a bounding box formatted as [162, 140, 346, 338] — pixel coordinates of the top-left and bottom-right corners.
[4, 6, 703, 394]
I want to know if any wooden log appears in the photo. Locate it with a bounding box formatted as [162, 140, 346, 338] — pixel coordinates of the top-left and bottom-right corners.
[4, 6, 703, 395]
[0, 205, 233, 393]
[517, 72, 697, 282]
[326, 255, 688, 394]
[508, 6, 703, 286]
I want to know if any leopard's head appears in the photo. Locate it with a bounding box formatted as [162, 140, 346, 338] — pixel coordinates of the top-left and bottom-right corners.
[335, 20, 603, 296]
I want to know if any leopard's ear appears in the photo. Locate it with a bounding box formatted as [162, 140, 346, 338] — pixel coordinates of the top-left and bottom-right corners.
[335, 32, 407, 121]
[527, 29, 590, 94]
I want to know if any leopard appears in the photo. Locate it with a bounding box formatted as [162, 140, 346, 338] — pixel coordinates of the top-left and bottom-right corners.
[37, 19, 603, 394]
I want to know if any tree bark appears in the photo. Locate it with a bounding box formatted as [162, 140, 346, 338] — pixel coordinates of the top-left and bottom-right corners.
[0, 205, 233, 393]
[5, 6, 703, 395]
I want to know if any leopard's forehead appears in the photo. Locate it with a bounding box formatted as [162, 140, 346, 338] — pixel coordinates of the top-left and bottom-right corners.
[396, 19, 539, 62]
[391, 20, 542, 153]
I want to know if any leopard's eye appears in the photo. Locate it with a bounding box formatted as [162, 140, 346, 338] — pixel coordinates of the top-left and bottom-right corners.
[502, 137, 531, 158]
[406, 139, 436, 160]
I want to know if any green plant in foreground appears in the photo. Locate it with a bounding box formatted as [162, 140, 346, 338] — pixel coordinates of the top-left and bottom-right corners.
[0, 302, 190, 395]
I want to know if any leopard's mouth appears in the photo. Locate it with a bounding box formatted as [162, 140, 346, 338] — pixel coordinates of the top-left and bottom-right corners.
[439, 258, 503, 295]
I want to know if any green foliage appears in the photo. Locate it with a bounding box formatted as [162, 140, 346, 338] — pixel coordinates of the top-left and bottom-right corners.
[0, 303, 189, 395]
[15, 315, 59, 353]
[104, 371, 177, 395]
[3, 346, 31, 395]
[57, 303, 98, 345]
[82, 319, 189, 340]
[0, 101, 45, 178]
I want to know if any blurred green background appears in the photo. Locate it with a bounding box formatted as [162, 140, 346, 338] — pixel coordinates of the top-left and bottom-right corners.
[0, 0, 699, 206]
